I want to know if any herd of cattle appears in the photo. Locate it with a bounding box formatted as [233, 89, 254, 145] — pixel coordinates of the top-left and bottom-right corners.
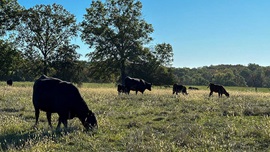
[118, 76, 229, 98]
[5, 75, 229, 131]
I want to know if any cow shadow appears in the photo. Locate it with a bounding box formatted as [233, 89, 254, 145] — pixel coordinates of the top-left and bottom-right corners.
[0, 130, 35, 150]
[0, 127, 79, 151]
[0, 108, 20, 113]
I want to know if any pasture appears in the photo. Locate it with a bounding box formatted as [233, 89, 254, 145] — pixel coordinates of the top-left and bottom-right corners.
[1, 83, 270, 151]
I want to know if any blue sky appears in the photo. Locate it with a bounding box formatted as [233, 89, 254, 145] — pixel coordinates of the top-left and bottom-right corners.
[17, 0, 270, 68]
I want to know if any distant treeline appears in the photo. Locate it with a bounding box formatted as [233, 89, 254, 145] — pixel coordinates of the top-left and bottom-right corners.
[173, 63, 270, 88]
[1, 47, 269, 89]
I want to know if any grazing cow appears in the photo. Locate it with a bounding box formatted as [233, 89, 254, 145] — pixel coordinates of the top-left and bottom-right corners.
[125, 76, 152, 94]
[208, 83, 229, 97]
[33, 75, 97, 130]
[188, 86, 199, 90]
[173, 84, 188, 95]
[7, 79, 13, 86]
[117, 84, 126, 95]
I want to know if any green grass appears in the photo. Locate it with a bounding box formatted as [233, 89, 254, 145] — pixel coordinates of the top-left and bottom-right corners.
[1, 83, 270, 151]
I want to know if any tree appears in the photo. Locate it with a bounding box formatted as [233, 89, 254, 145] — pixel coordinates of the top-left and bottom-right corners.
[0, 40, 23, 80]
[0, 0, 23, 37]
[81, 0, 153, 84]
[51, 44, 83, 83]
[127, 50, 159, 81]
[263, 67, 270, 87]
[246, 64, 264, 91]
[16, 3, 78, 75]
[153, 43, 174, 67]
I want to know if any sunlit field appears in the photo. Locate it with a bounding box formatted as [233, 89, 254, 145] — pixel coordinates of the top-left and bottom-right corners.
[1, 82, 270, 151]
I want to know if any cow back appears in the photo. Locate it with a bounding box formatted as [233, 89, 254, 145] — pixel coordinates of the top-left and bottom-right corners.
[33, 77, 88, 114]
[125, 76, 152, 93]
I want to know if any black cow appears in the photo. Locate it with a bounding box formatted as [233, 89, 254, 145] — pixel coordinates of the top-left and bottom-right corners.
[208, 83, 229, 97]
[33, 75, 97, 130]
[7, 79, 13, 86]
[188, 86, 199, 90]
[173, 84, 188, 95]
[124, 76, 152, 94]
[117, 84, 126, 95]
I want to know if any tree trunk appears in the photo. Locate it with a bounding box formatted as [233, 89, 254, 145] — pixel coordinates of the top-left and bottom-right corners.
[120, 59, 126, 85]
[43, 53, 48, 75]
[43, 61, 47, 76]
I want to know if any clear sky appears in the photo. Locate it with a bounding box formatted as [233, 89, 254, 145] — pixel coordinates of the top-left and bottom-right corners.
[17, 0, 270, 68]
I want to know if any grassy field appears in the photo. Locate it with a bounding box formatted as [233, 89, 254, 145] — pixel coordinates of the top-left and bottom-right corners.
[1, 83, 270, 151]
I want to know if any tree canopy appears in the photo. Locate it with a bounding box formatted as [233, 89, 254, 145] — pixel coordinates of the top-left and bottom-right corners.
[0, 0, 23, 36]
[16, 3, 78, 75]
[81, 0, 154, 83]
[153, 43, 174, 67]
[0, 40, 23, 79]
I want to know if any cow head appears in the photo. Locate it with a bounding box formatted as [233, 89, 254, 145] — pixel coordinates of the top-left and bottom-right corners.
[83, 110, 98, 130]
[146, 82, 152, 91]
[182, 87, 188, 95]
[225, 92, 230, 97]
[207, 83, 214, 88]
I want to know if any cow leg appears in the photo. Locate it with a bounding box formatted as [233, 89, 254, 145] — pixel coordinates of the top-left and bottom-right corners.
[218, 91, 222, 97]
[136, 90, 138, 95]
[61, 118, 68, 129]
[57, 114, 68, 130]
[209, 91, 213, 97]
[56, 118, 62, 129]
[46, 112, 53, 128]
[126, 88, 130, 94]
[57, 117, 66, 129]
[56, 114, 64, 129]
[34, 108, 40, 126]
[220, 93, 223, 97]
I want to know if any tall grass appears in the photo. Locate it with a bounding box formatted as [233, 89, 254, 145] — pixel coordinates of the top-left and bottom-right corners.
[1, 83, 270, 151]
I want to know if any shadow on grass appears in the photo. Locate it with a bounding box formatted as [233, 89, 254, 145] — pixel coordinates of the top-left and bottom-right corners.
[0, 127, 78, 151]
[243, 108, 270, 116]
[0, 108, 20, 113]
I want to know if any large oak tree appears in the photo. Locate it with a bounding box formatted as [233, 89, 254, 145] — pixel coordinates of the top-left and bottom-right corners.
[81, 0, 153, 83]
[16, 3, 78, 75]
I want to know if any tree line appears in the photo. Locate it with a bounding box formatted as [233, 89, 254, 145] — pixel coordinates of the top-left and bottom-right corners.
[1, 0, 269, 88]
[173, 64, 270, 88]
